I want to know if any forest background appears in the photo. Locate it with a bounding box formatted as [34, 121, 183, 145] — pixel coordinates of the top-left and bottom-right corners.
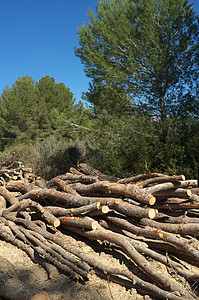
[0, 0, 198, 180]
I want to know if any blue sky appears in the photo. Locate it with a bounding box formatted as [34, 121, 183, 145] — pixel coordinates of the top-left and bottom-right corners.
[1, 0, 198, 102]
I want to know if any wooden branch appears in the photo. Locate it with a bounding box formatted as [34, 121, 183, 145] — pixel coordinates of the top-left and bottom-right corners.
[19, 226, 89, 280]
[189, 193, 199, 202]
[0, 195, 6, 211]
[103, 214, 199, 261]
[140, 218, 199, 237]
[190, 188, 199, 195]
[154, 201, 199, 210]
[99, 219, 199, 281]
[88, 205, 111, 216]
[156, 197, 189, 204]
[63, 225, 193, 298]
[2, 213, 192, 299]
[154, 212, 199, 223]
[2, 161, 199, 299]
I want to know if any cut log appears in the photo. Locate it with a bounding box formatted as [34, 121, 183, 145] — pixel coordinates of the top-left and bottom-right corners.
[145, 180, 198, 194]
[138, 175, 186, 188]
[140, 218, 199, 237]
[69, 181, 156, 205]
[3, 199, 60, 228]
[18, 188, 123, 207]
[45, 202, 100, 216]
[56, 173, 99, 184]
[47, 178, 79, 194]
[118, 173, 168, 184]
[77, 162, 119, 182]
[60, 216, 100, 230]
[6, 180, 38, 193]
[155, 188, 192, 199]
[0, 195, 6, 211]
[110, 201, 156, 219]
[88, 205, 111, 216]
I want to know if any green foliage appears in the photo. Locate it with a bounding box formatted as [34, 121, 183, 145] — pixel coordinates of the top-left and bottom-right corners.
[0, 75, 78, 149]
[82, 82, 134, 116]
[75, 0, 198, 121]
[82, 113, 156, 177]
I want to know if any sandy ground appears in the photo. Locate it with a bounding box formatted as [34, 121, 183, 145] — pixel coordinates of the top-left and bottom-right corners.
[0, 234, 153, 300]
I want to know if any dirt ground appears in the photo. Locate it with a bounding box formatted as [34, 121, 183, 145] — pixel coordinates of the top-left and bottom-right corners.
[0, 231, 154, 300]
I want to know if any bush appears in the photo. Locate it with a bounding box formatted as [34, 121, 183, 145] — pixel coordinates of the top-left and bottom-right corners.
[0, 143, 40, 173]
[34, 136, 89, 179]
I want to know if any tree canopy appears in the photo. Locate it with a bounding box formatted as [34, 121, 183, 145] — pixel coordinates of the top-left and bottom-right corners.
[0, 76, 78, 148]
[75, 0, 198, 120]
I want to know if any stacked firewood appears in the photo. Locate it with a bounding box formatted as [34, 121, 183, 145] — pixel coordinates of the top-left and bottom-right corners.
[0, 161, 37, 185]
[0, 162, 199, 300]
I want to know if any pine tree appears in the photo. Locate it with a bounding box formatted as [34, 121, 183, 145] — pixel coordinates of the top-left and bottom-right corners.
[75, 0, 198, 121]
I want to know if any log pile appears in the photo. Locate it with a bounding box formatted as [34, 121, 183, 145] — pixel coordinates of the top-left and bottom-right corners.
[0, 162, 199, 299]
